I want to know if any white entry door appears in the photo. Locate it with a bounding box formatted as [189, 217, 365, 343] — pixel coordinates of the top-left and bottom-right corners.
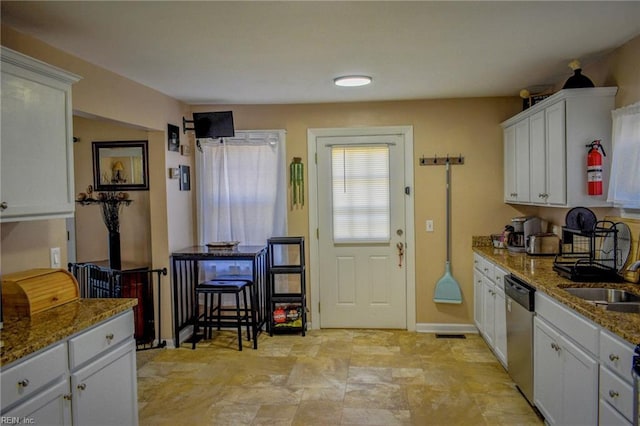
[316, 134, 407, 328]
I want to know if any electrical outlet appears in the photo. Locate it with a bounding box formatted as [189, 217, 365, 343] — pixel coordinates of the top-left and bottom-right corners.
[426, 220, 434, 232]
[50, 247, 61, 268]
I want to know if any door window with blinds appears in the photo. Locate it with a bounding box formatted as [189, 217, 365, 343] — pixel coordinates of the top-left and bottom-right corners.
[331, 145, 390, 243]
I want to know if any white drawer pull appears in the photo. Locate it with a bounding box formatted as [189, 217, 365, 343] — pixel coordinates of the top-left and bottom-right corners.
[608, 389, 619, 398]
[77, 383, 87, 391]
[17, 379, 29, 388]
[106, 333, 115, 341]
[609, 354, 619, 362]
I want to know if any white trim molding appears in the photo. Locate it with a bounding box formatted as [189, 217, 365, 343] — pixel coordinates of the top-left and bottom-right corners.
[416, 323, 479, 334]
[307, 126, 415, 331]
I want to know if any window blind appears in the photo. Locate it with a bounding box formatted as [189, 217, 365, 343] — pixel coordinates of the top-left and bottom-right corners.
[331, 145, 390, 243]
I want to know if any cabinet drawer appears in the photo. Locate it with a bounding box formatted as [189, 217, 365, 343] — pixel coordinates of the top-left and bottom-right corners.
[535, 292, 598, 355]
[474, 254, 495, 281]
[1, 342, 67, 410]
[600, 366, 634, 422]
[600, 330, 634, 382]
[600, 397, 632, 426]
[494, 266, 508, 290]
[473, 253, 483, 271]
[68, 310, 133, 369]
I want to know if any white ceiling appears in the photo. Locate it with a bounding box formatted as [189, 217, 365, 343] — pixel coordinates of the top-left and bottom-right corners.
[2, 1, 640, 105]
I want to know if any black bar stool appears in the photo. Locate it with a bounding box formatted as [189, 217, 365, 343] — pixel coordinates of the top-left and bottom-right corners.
[192, 279, 254, 351]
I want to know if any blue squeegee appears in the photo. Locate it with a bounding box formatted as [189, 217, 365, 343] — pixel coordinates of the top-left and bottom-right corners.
[434, 161, 462, 304]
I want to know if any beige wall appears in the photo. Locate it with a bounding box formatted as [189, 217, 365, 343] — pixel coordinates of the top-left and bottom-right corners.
[1, 26, 194, 341]
[72, 117, 152, 265]
[1, 22, 638, 332]
[194, 99, 524, 324]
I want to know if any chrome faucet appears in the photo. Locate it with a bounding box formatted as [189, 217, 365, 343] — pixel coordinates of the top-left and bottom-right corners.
[629, 261, 640, 272]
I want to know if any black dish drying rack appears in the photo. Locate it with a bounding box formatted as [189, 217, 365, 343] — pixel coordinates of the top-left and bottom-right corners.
[553, 220, 625, 282]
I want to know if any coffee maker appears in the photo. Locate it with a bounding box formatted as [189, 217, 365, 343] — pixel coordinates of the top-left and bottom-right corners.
[506, 216, 541, 253]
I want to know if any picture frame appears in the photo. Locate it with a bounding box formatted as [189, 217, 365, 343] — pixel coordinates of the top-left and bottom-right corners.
[179, 165, 190, 191]
[92, 140, 149, 191]
[168, 124, 180, 152]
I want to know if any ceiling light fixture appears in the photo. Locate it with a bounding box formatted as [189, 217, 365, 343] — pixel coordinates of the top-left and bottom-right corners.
[334, 75, 372, 87]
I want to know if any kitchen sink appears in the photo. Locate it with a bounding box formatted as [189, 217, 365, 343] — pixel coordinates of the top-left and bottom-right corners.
[606, 302, 640, 314]
[563, 287, 640, 303]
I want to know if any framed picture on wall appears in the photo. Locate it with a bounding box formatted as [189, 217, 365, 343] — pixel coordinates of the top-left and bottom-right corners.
[168, 124, 180, 152]
[92, 140, 149, 191]
[179, 165, 190, 191]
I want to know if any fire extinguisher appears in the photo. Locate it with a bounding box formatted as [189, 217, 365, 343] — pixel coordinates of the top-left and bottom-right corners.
[586, 140, 606, 196]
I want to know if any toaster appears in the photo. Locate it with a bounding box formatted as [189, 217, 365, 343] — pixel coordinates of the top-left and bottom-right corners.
[526, 233, 561, 255]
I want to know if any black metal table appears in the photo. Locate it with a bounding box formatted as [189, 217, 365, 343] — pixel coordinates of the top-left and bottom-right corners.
[170, 245, 268, 348]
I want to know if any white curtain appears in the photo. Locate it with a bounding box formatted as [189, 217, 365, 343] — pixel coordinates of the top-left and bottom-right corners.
[607, 102, 640, 209]
[197, 130, 287, 246]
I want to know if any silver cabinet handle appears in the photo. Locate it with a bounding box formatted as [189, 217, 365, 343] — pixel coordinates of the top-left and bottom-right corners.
[77, 383, 87, 391]
[0, 201, 7, 210]
[17, 379, 29, 388]
[64, 394, 72, 401]
[106, 333, 114, 341]
[609, 390, 619, 398]
[609, 354, 619, 362]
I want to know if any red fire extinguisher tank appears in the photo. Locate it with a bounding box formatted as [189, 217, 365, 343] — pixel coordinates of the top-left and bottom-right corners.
[586, 140, 605, 196]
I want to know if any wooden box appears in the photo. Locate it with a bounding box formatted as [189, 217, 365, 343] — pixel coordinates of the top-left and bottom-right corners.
[1, 268, 79, 318]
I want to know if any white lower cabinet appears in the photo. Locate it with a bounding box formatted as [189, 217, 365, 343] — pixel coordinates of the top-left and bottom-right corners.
[473, 253, 507, 368]
[0, 310, 137, 426]
[71, 339, 138, 426]
[534, 315, 598, 425]
[599, 330, 635, 425]
[482, 275, 496, 348]
[473, 268, 483, 331]
[4, 378, 72, 425]
[493, 267, 508, 368]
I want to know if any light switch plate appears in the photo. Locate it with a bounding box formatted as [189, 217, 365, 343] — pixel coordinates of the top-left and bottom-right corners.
[50, 247, 61, 268]
[168, 167, 180, 179]
[426, 220, 434, 232]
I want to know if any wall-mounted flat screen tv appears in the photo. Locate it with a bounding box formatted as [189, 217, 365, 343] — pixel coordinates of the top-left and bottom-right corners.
[193, 111, 235, 139]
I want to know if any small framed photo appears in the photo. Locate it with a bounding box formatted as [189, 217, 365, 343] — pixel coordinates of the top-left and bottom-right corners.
[179, 165, 190, 191]
[168, 124, 180, 152]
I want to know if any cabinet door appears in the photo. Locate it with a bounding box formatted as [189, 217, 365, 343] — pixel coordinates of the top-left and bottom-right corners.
[3, 378, 71, 425]
[504, 126, 518, 202]
[493, 286, 507, 368]
[0, 64, 75, 221]
[71, 340, 138, 426]
[514, 119, 531, 203]
[482, 277, 495, 348]
[561, 333, 598, 425]
[534, 317, 562, 425]
[545, 100, 567, 206]
[529, 110, 547, 204]
[473, 269, 484, 331]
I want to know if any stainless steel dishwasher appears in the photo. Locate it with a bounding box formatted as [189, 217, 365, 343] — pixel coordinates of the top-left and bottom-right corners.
[504, 274, 536, 406]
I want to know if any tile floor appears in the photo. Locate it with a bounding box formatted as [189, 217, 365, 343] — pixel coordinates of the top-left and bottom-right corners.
[137, 329, 543, 425]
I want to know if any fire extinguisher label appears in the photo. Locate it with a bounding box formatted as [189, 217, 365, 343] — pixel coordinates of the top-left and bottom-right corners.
[587, 165, 603, 182]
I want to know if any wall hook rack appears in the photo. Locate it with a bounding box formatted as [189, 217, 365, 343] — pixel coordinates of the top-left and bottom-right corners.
[420, 154, 465, 166]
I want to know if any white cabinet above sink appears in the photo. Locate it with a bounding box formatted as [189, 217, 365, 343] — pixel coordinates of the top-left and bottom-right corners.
[501, 87, 617, 208]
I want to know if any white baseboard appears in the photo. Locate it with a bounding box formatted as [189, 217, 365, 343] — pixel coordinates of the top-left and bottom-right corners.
[415, 323, 479, 334]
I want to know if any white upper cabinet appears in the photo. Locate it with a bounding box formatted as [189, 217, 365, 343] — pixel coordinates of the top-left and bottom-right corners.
[502, 87, 617, 207]
[1, 47, 81, 222]
[504, 120, 530, 203]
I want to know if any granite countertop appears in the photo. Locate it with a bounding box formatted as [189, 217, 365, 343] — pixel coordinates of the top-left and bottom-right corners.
[473, 245, 640, 345]
[0, 298, 137, 367]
